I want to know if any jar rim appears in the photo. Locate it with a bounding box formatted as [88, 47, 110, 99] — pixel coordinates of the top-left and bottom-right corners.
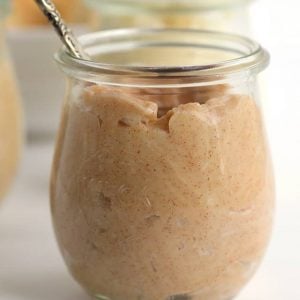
[55, 28, 269, 87]
[85, 0, 253, 12]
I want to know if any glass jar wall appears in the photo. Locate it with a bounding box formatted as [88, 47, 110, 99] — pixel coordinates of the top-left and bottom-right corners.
[51, 29, 274, 300]
[0, 0, 22, 200]
[85, 0, 252, 34]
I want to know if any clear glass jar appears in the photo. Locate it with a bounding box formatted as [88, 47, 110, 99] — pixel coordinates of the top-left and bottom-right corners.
[85, 0, 252, 34]
[0, 0, 22, 200]
[52, 29, 274, 300]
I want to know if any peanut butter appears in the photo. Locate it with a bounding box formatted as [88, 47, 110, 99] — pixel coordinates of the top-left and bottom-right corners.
[51, 84, 274, 300]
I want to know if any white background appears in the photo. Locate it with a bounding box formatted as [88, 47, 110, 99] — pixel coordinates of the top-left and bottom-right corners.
[0, 0, 299, 299]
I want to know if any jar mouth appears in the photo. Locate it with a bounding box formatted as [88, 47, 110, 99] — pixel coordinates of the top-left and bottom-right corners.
[85, 0, 253, 12]
[55, 28, 269, 87]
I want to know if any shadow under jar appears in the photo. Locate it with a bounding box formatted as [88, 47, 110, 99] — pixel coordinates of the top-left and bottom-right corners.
[85, 0, 252, 35]
[0, 0, 22, 200]
[51, 29, 274, 300]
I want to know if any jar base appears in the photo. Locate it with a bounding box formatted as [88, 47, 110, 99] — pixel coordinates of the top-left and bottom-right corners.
[93, 293, 234, 300]
[94, 295, 111, 300]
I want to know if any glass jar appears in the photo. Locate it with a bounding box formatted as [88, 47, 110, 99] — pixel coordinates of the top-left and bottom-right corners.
[85, 0, 252, 34]
[52, 29, 274, 300]
[0, 0, 22, 200]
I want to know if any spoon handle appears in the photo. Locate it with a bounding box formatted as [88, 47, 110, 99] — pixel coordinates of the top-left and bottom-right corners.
[34, 0, 89, 59]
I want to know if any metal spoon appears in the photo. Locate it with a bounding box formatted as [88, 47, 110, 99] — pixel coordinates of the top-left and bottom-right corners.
[34, 0, 90, 60]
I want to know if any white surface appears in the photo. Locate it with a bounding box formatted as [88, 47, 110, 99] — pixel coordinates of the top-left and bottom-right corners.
[0, 142, 88, 300]
[1, 0, 300, 299]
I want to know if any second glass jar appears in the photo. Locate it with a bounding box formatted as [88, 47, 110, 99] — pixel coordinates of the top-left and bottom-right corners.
[85, 0, 252, 34]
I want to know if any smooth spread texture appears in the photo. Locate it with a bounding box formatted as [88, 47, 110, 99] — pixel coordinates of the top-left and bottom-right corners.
[51, 84, 274, 300]
[0, 59, 22, 200]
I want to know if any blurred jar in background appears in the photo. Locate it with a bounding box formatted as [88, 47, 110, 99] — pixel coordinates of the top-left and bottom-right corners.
[8, 0, 88, 26]
[85, 0, 252, 34]
[0, 0, 22, 200]
[6, 0, 90, 139]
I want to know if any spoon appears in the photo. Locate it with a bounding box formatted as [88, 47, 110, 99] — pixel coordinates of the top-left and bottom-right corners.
[34, 0, 90, 60]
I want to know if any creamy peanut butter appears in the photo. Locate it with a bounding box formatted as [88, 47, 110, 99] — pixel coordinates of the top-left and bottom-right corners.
[51, 84, 274, 300]
[0, 59, 22, 200]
